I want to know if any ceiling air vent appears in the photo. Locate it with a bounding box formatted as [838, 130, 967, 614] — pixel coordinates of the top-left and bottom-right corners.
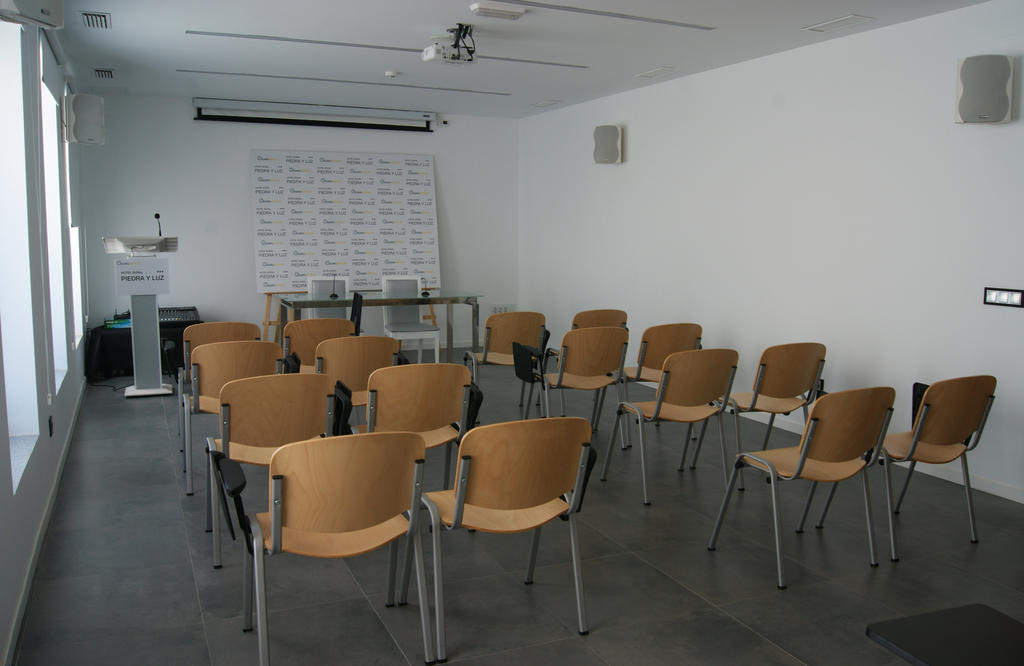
[81, 12, 111, 29]
[94, 68, 115, 79]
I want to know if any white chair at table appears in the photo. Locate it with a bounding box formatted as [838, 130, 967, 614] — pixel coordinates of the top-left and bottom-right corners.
[381, 275, 440, 363]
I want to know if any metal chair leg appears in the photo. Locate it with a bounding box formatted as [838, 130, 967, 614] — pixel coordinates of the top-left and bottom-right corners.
[689, 419, 709, 469]
[443, 441, 453, 489]
[424, 501, 446, 663]
[204, 439, 213, 532]
[518, 380, 525, 408]
[522, 383, 534, 420]
[882, 453, 899, 562]
[861, 468, 879, 567]
[707, 462, 742, 550]
[250, 522, 270, 666]
[760, 413, 776, 450]
[962, 456, 979, 543]
[733, 410, 746, 491]
[815, 483, 838, 529]
[599, 408, 623, 481]
[717, 413, 729, 486]
[796, 481, 818, 533]
[559, 387, 566, 417]
[894, 460, 917, 513]
[242, 535, 254, 632]
[212, 450, 223, 568]
[385, 539, 399, 607]
[767, 471, 787, 589]
[677, 423, 694, 471]
[524, 526, 542, 584]
[184, 407, 193, 495]
[568, 514, 588, 635]
[595, 385, 609, 431]
[638, 417, 651, 505]
[589, 390, 601, 430]
[412, 523, 436, 665]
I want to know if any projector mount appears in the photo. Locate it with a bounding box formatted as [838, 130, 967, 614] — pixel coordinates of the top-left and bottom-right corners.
[422, 23, 476, 64]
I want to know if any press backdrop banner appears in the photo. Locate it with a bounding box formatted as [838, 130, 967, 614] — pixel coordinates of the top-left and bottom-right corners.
[251, 149, 440, 292]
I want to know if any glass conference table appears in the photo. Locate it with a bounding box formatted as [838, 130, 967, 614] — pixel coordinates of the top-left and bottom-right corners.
[278, 290, 481, 363]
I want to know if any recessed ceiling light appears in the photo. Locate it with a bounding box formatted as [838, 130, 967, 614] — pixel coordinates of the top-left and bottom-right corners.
[470, 2, 526, 20]
[532, 99, 562, 108]
[634, 66, 676, 79]
[802, 14, 874, 33]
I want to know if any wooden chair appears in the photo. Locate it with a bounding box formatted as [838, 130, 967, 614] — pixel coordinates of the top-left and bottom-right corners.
[314, 335, 400, 416]
[728, 342, 825, 489]
[244, 432, 434, 666]
[464, 311, 546, 381]
[184, 340, 280, 495]
[620, 323, 702, 399]
[881, 375, 996, 561]
[465, 311, 547, 410]
[601, 349, 738, 505]
[281, 317, 355, 372]
[544, 326, 628, 431]
[571, 308, 627, 329]
[708, 387, 895, 589]
[421, 417, 593, 662]
[207, 372, 333, 568]
[367, 363, 475, 487]
[382, 275, 440, 363]
[177, 322, 260, 466]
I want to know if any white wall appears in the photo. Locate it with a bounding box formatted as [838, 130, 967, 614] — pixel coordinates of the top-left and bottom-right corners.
[79, 97, 519, 345]
[518, 0, 1024, 501]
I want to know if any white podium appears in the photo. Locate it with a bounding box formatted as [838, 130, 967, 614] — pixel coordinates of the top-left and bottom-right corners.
[103, 236, 178, 398]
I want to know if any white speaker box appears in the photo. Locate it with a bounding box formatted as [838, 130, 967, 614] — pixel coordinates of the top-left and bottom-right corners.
[593, 125, 622, 164]
[63, 93, 105, 144]
[956, 55, 1013, 124]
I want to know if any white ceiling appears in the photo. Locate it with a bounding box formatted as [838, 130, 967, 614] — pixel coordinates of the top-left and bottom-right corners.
[54, 0, 988, 119]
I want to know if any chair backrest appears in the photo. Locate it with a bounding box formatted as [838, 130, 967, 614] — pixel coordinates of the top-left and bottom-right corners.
[191, 340, 281, 400]
[183, 321, 260, 372]
[305, 276, 347, 319]
[559, 326, 628, 377]
[456, 417, 590, 510]
[270, 432, 425, 536]
[316, 335, 399, 393]
[799, 387, 895, 463]
[382, 275, 423, 327]
[368, 363, 471, 432]
[220, 373, 332, 448]
[484, 311, 546, 354]
[282, 318, 355, 364]
[914, 375, 996, 445]
[660, 349, 738, 407]
[637, 323, 702, 370]
[756, 342, 826, 398]
[572, 309, 627, 330]
[349, 291, 364, 335]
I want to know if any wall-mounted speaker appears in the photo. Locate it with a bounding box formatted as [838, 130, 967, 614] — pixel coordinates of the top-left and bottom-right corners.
[63, 93, 105, 144]
[593, 125, 622, 164]
[956, 55, 1013, 124]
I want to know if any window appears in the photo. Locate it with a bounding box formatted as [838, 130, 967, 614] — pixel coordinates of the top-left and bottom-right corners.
[1, 21, 39, 489]
[41, 35, 67, 388]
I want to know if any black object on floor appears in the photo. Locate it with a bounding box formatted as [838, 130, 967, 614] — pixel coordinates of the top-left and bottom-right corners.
[866, 603, 1024, 665]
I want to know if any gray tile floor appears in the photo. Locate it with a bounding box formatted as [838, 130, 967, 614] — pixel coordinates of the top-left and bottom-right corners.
[15, 355, 1024, 664]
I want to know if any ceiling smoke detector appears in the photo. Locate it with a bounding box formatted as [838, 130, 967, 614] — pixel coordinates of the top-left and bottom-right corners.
[469, 2, 525, 20]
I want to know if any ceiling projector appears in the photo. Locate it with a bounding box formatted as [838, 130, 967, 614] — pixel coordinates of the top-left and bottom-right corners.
[422, 23, 476, 64]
